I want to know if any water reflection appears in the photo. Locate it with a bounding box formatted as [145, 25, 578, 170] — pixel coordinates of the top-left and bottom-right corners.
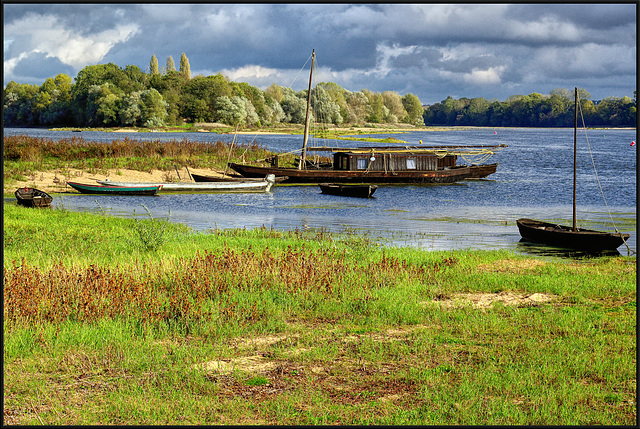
[516, 240, 627, 258]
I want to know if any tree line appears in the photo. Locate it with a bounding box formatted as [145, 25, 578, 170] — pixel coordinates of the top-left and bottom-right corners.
[3, 53, 424, 129]
[3, 53, 636, 129]
[423, 89, 637, 127]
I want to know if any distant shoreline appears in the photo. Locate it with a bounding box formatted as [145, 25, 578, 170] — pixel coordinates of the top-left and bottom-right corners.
[9, 125, 637, 135]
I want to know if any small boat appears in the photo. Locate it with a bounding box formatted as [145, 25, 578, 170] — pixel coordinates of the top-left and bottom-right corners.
[191, 172, 288, 184]
[517, 88, 630, 252]
[96, 174, 276, 193]
[318, 183, 378, 198]
[14, 187, 53, 208]
[516, 218, 629, 252]
[67, 181, 162, 196]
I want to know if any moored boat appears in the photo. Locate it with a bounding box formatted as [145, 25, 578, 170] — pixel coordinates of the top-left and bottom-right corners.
[15, 187, 53, 208]
[318, 183, 378, 198]
[516, 88, 631, 253]
[96, 174, 275, 193]
[229, 163, 472, 184]
[228, 50, 505, 185]
[516, 218, 629, 251]
[67, 181, 161, 196]
[190, 172, 288, 184]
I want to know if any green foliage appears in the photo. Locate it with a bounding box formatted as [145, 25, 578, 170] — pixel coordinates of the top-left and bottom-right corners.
[150, 55, 159, 75]
[424, 88, 637, 127]
[132, 206, 170, 251]
[179, 52, 191, 80]
[4, 57, 636, 129]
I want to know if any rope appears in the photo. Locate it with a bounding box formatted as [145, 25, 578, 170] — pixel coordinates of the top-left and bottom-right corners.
[288, 52, 313, 89]
[577, 94, 634, 255]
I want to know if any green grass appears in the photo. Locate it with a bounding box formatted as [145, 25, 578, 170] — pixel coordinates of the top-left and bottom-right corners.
[3, 202, 636, 425]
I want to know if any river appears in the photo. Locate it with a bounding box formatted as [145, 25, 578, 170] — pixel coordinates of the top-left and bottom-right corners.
[4, 127, 637, 256]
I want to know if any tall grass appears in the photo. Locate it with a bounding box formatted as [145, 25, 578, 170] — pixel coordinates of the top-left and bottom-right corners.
[3, 203, 636, 425]
[3, 134, 281, 181]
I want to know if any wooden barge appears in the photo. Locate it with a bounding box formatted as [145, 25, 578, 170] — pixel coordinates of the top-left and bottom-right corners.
[229, 50, 505, 185]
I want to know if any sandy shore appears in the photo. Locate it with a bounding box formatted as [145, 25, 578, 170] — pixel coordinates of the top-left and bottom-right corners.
[5, 166, 233, 195]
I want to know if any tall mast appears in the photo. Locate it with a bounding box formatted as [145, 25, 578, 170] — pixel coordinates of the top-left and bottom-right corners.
[572, 87, 577, 232]
[298, 49, 315, 170]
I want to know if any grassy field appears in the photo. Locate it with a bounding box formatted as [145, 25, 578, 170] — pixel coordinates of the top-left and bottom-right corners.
[3, 202, 636, 425]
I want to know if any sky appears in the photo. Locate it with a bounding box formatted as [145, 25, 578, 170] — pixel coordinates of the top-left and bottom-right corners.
[3, 3, 637, 105]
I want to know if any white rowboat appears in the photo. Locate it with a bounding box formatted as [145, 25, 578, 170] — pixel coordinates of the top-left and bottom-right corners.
[97, 174, 276, 193]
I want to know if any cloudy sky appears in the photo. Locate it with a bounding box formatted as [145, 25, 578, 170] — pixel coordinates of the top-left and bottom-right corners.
[3, 3, 637, 104]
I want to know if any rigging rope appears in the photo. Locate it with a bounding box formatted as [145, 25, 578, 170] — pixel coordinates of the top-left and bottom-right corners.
[577, 94, 634, 255]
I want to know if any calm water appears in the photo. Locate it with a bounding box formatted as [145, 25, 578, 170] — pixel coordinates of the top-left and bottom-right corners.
[5, 127, 637, 256]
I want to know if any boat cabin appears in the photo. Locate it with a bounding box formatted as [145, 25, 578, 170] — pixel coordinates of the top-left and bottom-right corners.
[332, 151, 457, 172]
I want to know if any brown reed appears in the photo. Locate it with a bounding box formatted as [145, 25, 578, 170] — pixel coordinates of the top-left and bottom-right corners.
[3, 246, 441, 328]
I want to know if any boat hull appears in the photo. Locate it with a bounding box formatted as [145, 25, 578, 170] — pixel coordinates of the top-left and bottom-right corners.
[467, 163, 498, 179]
[516, 218, 630, 251]
[96, 175, 275, 192]
[67, 182, 161, 196]
[318, 183, 378, 198]
[228, 163, 471, 184]
[190, 173, 288, 184]
[15, 187, 53, 208]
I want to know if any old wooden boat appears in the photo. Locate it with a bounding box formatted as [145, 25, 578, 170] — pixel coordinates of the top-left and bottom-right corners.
[229, 162, 472, 183]
[190, 172, 288, 184]
[67, 181, 162, 196]
[228, 50, 504, 185]
[517, 88, 630, 252]
[14, 187, 53, 208]
[318, 183, 378, 198]
[517, 218, 629, 251]
[96, 174, 276, 193]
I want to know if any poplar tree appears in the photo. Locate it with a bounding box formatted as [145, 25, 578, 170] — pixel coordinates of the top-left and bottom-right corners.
[179, 53, 191, 79]
[150, 55, 159, 75]
[166, 56, 176, 72]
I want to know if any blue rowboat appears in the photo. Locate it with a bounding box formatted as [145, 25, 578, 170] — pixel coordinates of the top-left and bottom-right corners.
[66, 181, 161, 196]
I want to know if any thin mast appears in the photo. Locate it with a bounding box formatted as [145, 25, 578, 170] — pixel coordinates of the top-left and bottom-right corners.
[299, 49, 315, 170]
[573, 87, 577, 231]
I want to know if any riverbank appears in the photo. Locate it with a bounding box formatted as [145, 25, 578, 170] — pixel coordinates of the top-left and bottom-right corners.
[5, 166, 236, 194]
[3, 203, 636, 425]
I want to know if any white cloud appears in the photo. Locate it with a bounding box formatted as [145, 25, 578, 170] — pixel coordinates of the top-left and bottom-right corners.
[463, 66, 505, 85]
[4, 13, 139, 70]
[220, 65, 281, 81]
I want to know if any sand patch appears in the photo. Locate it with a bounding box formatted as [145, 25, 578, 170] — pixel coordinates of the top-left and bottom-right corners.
[5, 167, 232, 194]
[199, 355, 278, 375]
[432, 292, 557, 309]
[477, 259, 547, 274]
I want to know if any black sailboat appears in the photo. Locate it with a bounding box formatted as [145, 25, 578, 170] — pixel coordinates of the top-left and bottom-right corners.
[516, 88, 630, 252]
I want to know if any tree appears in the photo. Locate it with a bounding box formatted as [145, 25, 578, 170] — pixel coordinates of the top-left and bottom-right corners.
[119, 91, 143, 126]
[150, 55, 159, 75]
[312, 85, 343, 125]
[179, 53, 191, 80]
[214, 96, 246, 126]
[166, 56, 176, 72]
[265, 83, 284, 104]
[85, 84, 120, 126]
[281, 92, 308, 124]
[139, 88, 167, 127]
[382, 91, 407, 124]
[401, 93, 424, 125]
[344, 91, 369, 124]
[363, 89, 384, 123]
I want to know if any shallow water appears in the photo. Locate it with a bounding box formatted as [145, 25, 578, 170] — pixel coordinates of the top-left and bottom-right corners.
[5, 127, 637, 256]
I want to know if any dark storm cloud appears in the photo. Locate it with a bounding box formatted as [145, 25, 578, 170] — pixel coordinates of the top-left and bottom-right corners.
[11, 51, 76, 81]
[3, 3, 636, 104]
